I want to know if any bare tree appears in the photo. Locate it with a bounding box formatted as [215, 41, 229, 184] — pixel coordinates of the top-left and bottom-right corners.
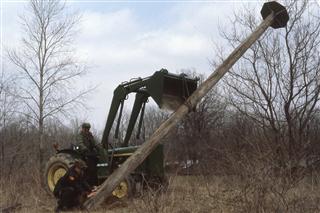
[143, 107, 169, 140]
[0, 68, 19, 173]
[173, 72, 226, 168]
[7, 0, 90, 173]
[216, 0, 320, 168]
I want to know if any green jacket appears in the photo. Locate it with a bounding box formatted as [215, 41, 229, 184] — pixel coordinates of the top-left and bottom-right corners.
[76, 131, 98, 154]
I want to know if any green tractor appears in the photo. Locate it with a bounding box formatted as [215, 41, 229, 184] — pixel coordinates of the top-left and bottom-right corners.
[44, 69, 198, 198]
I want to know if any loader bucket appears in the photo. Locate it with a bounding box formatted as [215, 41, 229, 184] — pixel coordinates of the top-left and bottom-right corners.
[146, 69, 198, 111]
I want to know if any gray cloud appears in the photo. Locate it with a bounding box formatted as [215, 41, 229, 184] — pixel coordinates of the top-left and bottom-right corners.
[3, 2, 252, 131]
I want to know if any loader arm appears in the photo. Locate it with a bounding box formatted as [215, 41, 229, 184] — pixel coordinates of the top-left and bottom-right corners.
[123, 91, 149, 147]
[101, 78, 150, 148]
[101, 69, 198, 149]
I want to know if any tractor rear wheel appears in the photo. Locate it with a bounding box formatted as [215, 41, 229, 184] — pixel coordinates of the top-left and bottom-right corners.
[44, 153, 81, 194]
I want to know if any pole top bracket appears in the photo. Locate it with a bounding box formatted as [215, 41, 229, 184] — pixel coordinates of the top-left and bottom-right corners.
[261, 1, 289, 29]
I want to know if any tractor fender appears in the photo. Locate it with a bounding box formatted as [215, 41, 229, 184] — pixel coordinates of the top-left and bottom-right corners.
[56, 149, 83, 159]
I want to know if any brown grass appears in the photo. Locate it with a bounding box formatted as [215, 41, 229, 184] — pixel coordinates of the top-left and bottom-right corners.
[1, 172, 320, 213]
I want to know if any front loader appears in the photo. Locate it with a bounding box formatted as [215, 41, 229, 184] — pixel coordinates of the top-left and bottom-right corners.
[44, 69, 198, 198]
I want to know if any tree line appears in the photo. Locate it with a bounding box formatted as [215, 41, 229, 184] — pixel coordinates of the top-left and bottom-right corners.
[1, 0, 319, 186]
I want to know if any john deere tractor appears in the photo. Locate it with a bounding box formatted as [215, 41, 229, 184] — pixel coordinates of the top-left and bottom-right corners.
[44, 69, 198, 198]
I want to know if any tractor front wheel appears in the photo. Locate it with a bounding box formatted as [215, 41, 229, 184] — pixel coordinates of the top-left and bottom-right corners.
[111, 177, 134, 199]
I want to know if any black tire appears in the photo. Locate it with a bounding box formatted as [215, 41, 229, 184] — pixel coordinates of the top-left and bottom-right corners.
[43, 153, 84, 195]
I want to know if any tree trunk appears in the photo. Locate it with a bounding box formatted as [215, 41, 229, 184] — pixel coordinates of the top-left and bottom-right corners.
[39, 65, 44, 179]
[39, 118, 44, 180]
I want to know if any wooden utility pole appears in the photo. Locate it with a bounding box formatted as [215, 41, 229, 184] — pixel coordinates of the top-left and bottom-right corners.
[84, 1, 289, 209]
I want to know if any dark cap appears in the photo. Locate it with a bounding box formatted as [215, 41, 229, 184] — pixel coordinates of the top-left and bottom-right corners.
[81, 122, 91, 129]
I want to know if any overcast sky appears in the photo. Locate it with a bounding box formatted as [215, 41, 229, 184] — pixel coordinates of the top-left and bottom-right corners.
[2, 0, 267, 132]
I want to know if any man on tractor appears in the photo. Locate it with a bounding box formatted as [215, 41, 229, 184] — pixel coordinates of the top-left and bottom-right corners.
[76, 122, 100, 186]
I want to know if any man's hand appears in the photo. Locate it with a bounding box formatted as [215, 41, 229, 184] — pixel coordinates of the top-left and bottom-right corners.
[92, 185, 99, 191]
[87, 191, 97, 198]
[87, 185, 99, 198]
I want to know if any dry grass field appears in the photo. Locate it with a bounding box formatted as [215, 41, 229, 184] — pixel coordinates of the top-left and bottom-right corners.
[1, 169, 320, 213]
